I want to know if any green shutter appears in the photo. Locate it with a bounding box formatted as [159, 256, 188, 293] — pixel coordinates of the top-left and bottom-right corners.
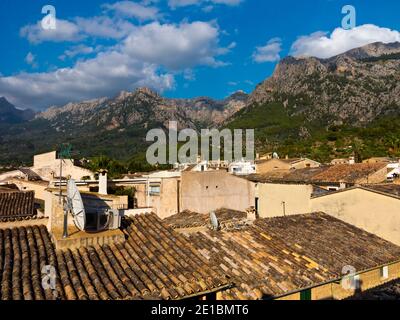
[300, 289, 312, 300]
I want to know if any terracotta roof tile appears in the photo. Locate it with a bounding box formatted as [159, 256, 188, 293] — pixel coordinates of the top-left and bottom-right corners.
[163, 208, 249, 230]
[0, 214, 230, 300]
[186, 213, 400, 300]
[0, 190, 35, 220]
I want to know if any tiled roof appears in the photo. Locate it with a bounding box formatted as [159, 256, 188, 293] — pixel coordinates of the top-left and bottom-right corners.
[0, 190, 35, 220]
[244, 163, 387, 184]
[363, 184, 400, 198]
[163, 208, 249, 230]
[311, 163, 387, 183]
[185, 213, 400, 300]
[0, 214, 230, 300]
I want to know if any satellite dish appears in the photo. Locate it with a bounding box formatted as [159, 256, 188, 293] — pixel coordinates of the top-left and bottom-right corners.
[209, 211, 220, 231]
[67, 179, 86, 231]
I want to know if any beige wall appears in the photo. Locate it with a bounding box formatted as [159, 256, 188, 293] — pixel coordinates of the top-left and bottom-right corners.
[32, 151, 95, 181]
[256, 158, 320, 174]
[181, 171, 255, 214]
[257, 183, 313, 218]
[311, 188, 400, 245]
[256, 159, 291, 173]
[10, 179, 49, 201]
[132, 177, 180, 219]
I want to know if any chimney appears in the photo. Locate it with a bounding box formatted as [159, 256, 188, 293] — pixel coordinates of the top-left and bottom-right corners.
[98, 169, 108, 195]
[246, 207, 258, 221]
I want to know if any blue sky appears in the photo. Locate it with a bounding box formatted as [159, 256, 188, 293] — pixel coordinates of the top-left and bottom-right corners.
[1, 0, 400, 110]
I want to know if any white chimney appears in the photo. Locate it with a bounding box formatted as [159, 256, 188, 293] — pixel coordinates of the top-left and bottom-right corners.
[98, 169, 108, 195]
[246, 207, 258, 221]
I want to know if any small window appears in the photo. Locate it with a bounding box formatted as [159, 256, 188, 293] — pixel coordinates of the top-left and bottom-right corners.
[149, 185, 160, 196]
[300, 289, 312, 300]
[381, 266, 389, 279]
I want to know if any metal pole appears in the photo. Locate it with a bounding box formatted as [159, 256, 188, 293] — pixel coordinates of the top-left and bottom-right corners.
[59, 158, 62, 204]
[63, 206, 68, 238]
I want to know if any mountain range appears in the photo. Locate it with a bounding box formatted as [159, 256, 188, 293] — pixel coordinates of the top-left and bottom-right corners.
[2, 41, 400, 165]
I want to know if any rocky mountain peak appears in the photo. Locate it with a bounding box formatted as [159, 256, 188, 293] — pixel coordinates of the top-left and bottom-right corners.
[249, 42, 400, 125]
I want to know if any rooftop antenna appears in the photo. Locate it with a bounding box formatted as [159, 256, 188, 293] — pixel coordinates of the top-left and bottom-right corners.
[58, 144, 72, 204]
[209, 211, 220, 231]
[63, 178, 86, 238]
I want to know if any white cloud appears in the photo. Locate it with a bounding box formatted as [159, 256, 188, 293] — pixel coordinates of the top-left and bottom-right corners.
[3, 21, 229, 109]
[59, 45, 98, 61]
[103, 1, 160, 21]
[0, 50, 174, 110]
[168, 0, 243, 9]
[74, 16, 135, 39]
[20, 19, 82, 44]
[20, 16, 136, 44]
[124, 21, 230, 70]
[290, 24, 400, 59]
[252, 38, 282, 63]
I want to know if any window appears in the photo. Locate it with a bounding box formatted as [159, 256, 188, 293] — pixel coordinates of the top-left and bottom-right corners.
[381, 266, 389, 279]
[300, 289, 311, 300]
[149, 185, 160, 196]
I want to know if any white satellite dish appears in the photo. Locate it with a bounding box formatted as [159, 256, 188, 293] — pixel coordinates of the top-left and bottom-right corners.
[67, 179, 86, 231]
[209, 211, 220, 231]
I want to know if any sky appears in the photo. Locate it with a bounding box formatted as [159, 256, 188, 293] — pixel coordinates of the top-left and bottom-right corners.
[1, 0, 400, 110]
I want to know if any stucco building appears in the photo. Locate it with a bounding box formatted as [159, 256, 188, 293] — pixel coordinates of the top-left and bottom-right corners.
[311, 184, 400, 246]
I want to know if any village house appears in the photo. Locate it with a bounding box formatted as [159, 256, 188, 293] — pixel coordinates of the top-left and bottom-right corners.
[330, 157, 355, 165]
[310, 184, 400, 246]
[180, 171, 256, 214]
[256, 157, 321, 174]
[0, 151, 95, 183]
[2, 166, 400, 300]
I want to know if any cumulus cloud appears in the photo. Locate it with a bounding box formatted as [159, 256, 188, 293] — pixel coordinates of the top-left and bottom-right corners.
[290, 24, 400, 59]
[168, 0, 243, 9]
[59, 45, 99, 61]
[2, 21, 229, 109]
[20, 15, 137, 44]
[20, 19, 82, 44]
[0, 50, 174, 110]
[252, 38, 282, 63]
[74, 16, 135, 39]
[103, 1, 160, 21]
[124, 21, 231, 69]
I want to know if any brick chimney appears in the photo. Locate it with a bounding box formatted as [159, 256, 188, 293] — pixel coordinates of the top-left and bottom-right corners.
[98, 169, 108, 195]
[246, 206, 258, 221]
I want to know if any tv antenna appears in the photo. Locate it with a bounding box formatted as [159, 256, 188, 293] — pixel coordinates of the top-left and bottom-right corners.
[58, 143, 72, 204]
